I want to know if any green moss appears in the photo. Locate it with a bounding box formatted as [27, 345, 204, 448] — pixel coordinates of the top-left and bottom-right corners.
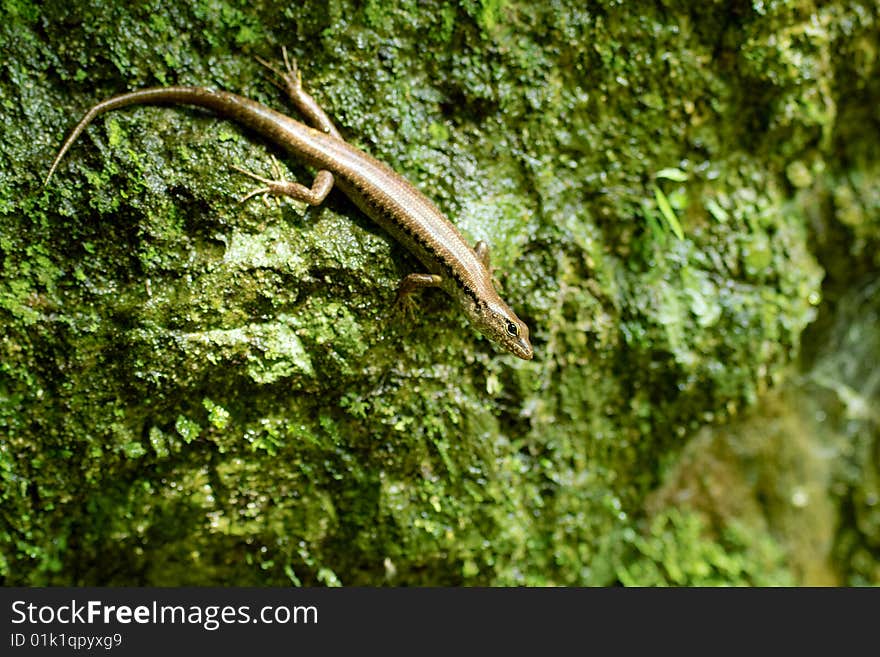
[175, 415, 202, 444]
[617, 509, 794, 587]
[0, 0, 876, 586]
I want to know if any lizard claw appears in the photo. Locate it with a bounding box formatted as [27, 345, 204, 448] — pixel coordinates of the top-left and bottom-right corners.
[231, 156, 289, 207]
[256, 47, 302, 95]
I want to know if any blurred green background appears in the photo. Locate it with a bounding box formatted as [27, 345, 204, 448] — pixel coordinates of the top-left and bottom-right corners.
[1, 0, 877, 585]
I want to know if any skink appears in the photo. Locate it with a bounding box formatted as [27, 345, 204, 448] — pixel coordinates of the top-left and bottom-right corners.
[45, 50, 533, 360]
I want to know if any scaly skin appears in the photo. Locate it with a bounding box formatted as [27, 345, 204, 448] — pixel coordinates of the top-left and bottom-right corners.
[45, 50, 533, 360]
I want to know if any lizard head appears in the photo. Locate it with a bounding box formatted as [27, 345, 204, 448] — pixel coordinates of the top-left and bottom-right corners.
[471, 299, 533, 360]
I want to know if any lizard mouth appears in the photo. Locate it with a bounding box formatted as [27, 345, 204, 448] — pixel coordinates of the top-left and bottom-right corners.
[512, 338, 534, 360]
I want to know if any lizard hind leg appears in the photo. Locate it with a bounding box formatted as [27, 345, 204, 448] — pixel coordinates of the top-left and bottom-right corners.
[231, 155, 334, 206]
[230, 155, 284, 206]
[255, 47, 301, 100]
[255, 47, 342, 139]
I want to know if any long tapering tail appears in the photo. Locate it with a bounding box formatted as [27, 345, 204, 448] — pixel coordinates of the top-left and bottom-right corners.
[43, 87, 274, 186]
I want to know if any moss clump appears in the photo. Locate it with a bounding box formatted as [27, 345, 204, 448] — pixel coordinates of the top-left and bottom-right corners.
[616, 509, 794, 587]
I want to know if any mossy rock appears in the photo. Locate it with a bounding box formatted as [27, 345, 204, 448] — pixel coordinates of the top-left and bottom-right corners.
[1, 1, 876, 585]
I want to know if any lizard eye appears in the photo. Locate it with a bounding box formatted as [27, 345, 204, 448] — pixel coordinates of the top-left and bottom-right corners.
[506, 321, 518, 337]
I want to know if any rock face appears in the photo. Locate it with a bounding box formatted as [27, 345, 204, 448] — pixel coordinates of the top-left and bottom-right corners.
[1, 1, 876, 585]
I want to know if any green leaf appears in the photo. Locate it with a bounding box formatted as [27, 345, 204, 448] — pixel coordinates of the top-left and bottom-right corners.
[655, 167, 689, 182]
[652, 185, 685, 240]
[706, 198, 729, 223]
